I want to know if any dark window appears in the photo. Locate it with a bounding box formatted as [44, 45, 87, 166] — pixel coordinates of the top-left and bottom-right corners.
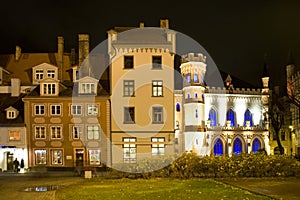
[124, 107, 135, 123]
[152, 56, 162, 69]
[124, 56, 134, 69]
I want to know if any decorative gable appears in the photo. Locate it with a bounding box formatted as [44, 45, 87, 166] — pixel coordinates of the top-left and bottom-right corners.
[32, 63, 58, 85]
[39, 78, 60, 96]
[78, 76, 98, 95]
[5, 106, 19, 119]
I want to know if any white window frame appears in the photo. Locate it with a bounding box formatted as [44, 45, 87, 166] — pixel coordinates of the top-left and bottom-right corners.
[47, 69, 55, 78]
[152, 107, 164, 124]
[152, 80, 163, 97]
[123, 137, 136, 163]
[87, 104, 98, 115]
[87, 125, 100, 140]
[34, 149, 47, 165]
[35, 69, 44, 80]
[72, 125, 82, 140]
[151, 137, 165, 156]
[81, 83, 95, 94]
[43, 83, 56, 95]
[123, 80, 135, 97]
[50, 105, 61, 115]
[7, 111, 16, 119]
[9, 130, 21, 141]
[34, 105, 45, 115]
[71, 105, 82, 115]
[35, 126, 46, 139]
[50, 126, 62, 139]
[89, 149, 101, 165]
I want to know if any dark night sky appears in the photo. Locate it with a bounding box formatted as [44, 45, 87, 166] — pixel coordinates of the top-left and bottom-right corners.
[1, 0, 300, 88]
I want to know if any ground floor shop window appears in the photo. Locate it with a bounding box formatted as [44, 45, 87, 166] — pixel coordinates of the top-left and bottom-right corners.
[35, 149, 47, 165]
[89, 149, 100, 165]
[123, 138, 136, 163]
[151, 137, 165, 156]
[51, 149, 63, 165]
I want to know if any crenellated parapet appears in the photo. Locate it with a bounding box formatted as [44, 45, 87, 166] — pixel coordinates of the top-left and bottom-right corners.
[206, 86, 266, 95]
[181, 52, 206, 63]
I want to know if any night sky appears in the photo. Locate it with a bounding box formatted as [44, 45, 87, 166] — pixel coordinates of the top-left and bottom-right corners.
[1, 0, 300, 88]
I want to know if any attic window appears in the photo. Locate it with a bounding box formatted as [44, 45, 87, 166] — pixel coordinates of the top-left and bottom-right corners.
[7, 110, 16, 119]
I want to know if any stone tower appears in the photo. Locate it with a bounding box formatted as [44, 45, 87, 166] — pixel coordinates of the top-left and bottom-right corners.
[180, 53, 207, 155]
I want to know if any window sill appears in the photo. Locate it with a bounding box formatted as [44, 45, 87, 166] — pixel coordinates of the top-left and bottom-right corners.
[152, 95, 164, 97]
[124, 122, 135, 124]
[152, 122, 164, 124]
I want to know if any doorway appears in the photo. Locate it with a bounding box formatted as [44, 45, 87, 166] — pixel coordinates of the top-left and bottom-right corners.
[75, 149, 84, 167]
[7, 152, 14, 171]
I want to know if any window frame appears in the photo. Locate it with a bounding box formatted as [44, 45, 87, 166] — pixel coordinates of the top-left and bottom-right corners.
[89, 149, 101, 165]
[34, 104, 45, 115]
[9, 130, 21, 141]
[50, 149, 63, 165]
[50, 104, 61, 116]
[152, 107, 164, 124]
[35, 126, 46, 139]
[35, 69, 44, 80]
[71, 105, 82, 115]
[87, 104, 98, 116]
[152, 56, 162, 69]
[123, 137, 136, 163]
[43, 83, 56, 95]
[124, 55, 134, 69]
[87, 125, 100, 140]
[124, 107, 135, 124]
[47, 69, 55, 78]
[152, 80, 163, 97]
[151, 137, 165, 156]
[50, 126, 62, 139]
[123, 80, 135, 97]
[34, 149, 47, 165]
[81, 83, 96, 94]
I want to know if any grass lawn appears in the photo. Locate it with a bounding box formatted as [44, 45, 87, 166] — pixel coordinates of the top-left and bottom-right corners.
[55, 178, 272, 200]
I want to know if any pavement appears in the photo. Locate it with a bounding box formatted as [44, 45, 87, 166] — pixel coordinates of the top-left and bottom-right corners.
[1, 171, 300, 199]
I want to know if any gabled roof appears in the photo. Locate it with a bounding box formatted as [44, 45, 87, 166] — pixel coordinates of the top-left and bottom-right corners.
[0, 93, 25, 126]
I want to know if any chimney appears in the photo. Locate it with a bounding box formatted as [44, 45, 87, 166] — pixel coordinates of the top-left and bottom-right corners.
[78, 34, 90, 66]
[15, 46, 21, 61]
[57, 36, 64, 80]
[160, 19, 169, 29]
[11, 78, 21, 97]
[70, 48, 76, 66]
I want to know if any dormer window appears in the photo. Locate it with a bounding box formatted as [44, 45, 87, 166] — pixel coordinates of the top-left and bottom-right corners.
[81, 83, 95, 94]
[36, 69, 44, 80]
[43, 83, 56, 95]
[5, 106, 18, 119]
[47, 70, 55, 78]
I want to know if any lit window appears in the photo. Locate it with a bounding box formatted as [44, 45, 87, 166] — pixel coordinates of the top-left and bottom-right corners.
[124, 56, 134, 69]
[51, 126, 62, 139]
[151, 137, 165, 156]
[89, 149, 100, 165]
[152, 56, 162, 69]
[244, 109, 253, 127]
[50, 105, 61, 115]
[43, 83, 56, 95]
[51, 149, 63, 165]
[152, 107, 163, 124]
[208, 109, 217, 126]
[226, 108, 235, 126]
[87, 104, 98, 115]
[71, 105, 82, 115]
[35, 70, 44, 80]
[152, 80, 163, 96]
[35, 105, 45, 115]
[47, 70, 55, 78]
[194, 73, 199, 83]
[34, 149, 47, 165]
[9, 130, 20, 140]
[124, 107, 135, 123]
[35, 126, 46, 139]
[123, 80, 134, 96]
[81, 83, 95, 94]
[123, 137, 136, 163]
[87, 125, 100, 140]
[72, 126, 81, 139]
[186, 73, 191, 83]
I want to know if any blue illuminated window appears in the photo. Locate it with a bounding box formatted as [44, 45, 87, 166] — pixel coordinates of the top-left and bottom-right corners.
[252, 138, 261, 153]
[194, 74, 199, 83]
[186, 74, 191, 83]
[208, 109, 217, 126]
[226, 109, 235, 126]
[195, 92, 198, 98]
[176, 103, 180, 112]
[233, 138, 242, 155]
[195, 109, 198, 118]
[244, 109, 253, 126]
[214, 138, 223, 155]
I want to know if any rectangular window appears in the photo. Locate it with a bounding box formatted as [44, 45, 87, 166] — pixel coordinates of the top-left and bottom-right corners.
[89, 149, 101, 165]
[7, 111, 15, 119]
[51, 126, 62, 139]
[123, 137, 136, 163]
[35, 105, 45, 115]
[51, 149, 63, 165]
[81, 83, 95, 94]
[123, 80, 135, 96]
[34, 149, 47, 165]
[50, 105, 61, 115]
[71, 105, 82, 115]
[152, 56, 162, 69]
[124, 56, 134, 69]
[35, 126, 46, 139]
[35, 70, 44, 80]
[87, 104, 98, 115]
[152, 80, 163, 96]
[9, 130, 20, 141]
[47, 70, 55, 78]
[43, 83, 56, 95]
[152, 107, 164, 124]
[151, 137, 165, 156]
[72, 126, 81, 139]
[124, 107, 135, 123]
[87, 125, 100, 140]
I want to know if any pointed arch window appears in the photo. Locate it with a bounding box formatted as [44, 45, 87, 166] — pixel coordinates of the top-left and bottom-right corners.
[226, 109, 235, 126]
[186, 73, 191, 83]
[176, 103, 180, 112]
[195, 92, 198, 98]
[233, 138, 242, 155]
[244, 109, 253, 127]
[208, 108, 217, 126]
[252, 138, 261, 153]
[214, 138, 223, 155]
[187, 93, 190, 99]
[194, 73, 199, 83]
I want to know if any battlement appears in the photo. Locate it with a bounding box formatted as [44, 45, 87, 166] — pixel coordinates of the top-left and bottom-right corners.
[181, 52, 206, 63]
[206, 86, 263, 95]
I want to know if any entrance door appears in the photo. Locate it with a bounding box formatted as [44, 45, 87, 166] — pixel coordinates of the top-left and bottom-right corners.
[7, 152, 14, 171]
[75, 149, 84, 167]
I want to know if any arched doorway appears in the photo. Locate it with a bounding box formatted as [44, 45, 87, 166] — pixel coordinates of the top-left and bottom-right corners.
[214, 138, 223, 155]
[252, 138, 261, 153]
[233, 138, 243, 155]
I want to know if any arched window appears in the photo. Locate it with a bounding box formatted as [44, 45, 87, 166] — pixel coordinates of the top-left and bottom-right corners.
[208, 109, 217, 126]
[226, 108, 235, 126]
[187, 93, 190, 99]
[252, 138, 261, 153]
[214, 138, 223, 155]
[186, 73, 191, 83]
[233, 138, 242, 155]
[195, 92, 198, 98]
[194, 73, 199, 83]
[195, 109, 198, 118]
[176, 103, 180, 112]
[244, 109, 253, 126]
